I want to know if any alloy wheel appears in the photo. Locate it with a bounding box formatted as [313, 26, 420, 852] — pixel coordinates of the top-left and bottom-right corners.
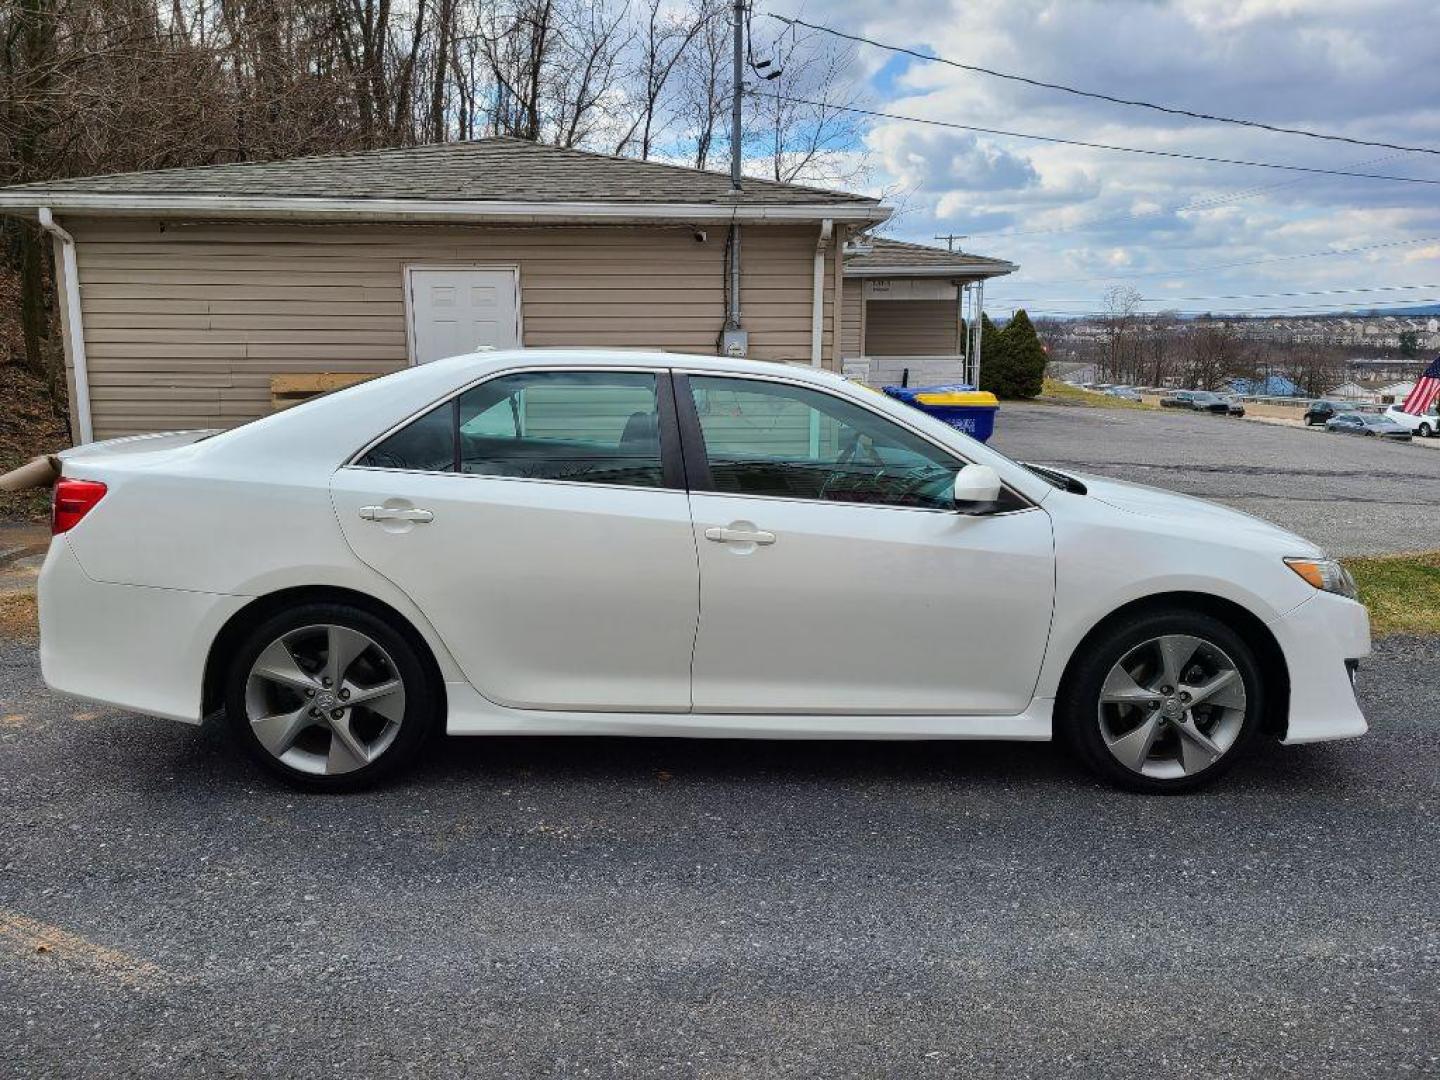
[1097, 634, 1247, 780]
[244, 624, 407, 775]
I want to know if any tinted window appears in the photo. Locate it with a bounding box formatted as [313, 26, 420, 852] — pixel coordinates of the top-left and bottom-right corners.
[359, 370, 665, 488]
[687, 375, 961, 510]
[357, 400, 456, 471]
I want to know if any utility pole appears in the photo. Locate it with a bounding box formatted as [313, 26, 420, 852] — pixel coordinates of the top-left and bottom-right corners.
[934, 233, 967, 253]
[720, 0, 748, 354]
[730, 0, 744, 193]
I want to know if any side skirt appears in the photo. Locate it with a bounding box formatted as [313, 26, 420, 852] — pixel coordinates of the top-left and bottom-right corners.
[443, 682, 1054, 741]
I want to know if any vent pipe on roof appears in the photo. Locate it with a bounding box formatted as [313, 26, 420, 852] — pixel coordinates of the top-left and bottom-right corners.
[38, 207, 93, 443]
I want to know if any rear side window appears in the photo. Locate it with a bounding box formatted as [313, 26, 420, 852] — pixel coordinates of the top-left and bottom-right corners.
[358, 370, 665, 488]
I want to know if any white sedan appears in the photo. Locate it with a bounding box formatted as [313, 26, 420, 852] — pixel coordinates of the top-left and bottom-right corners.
[30, 350, 1369, 793]
[1382, 404, 1440, 437]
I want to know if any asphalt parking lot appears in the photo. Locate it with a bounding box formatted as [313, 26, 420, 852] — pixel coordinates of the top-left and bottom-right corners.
[992, 404, 1440, 556]
[2, 626, 1437, 1078]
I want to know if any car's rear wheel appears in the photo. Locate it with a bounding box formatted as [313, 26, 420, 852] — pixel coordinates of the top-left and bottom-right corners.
[1419, 423, 1433, 438]
[1058, 610, 1264, 794]
[224, 602, 438, 791]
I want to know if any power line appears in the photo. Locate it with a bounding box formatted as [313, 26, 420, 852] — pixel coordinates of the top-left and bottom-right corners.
[997, 234, 1440, 287]
[993, 296, 1440, 317]
[751, 91, 1440, 187]
[763, 13, 1440, 157]
[965, 151, 1410, 241]
[990, 283, 1440, 304]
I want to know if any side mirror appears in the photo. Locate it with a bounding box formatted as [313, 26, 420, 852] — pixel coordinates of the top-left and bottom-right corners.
[952, 463, 1002, 513]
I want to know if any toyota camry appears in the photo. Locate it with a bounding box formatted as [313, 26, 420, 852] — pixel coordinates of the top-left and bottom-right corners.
[21, 350, 1369, 793]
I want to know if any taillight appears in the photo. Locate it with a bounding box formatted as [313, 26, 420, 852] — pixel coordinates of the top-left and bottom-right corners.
[52, 478, 107, 535]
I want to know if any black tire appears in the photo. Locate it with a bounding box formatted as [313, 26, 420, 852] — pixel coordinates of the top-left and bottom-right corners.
[1419, 423, 1433, 438]
[224, 601, 440, 791]
[1057, 608, 1266, 794]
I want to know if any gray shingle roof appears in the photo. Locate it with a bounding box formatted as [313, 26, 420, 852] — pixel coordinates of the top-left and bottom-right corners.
[845, 236, 1015, 276]
[1, 136, 877, 208]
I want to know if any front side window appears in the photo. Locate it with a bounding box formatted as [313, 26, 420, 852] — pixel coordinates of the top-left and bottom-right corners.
[686, 375, 961, 510]
[358, 370, 665, 488]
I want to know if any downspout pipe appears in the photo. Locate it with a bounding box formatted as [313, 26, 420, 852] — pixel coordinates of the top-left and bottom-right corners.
[810, 218, 833, 367]
[38, 207, 93, 443]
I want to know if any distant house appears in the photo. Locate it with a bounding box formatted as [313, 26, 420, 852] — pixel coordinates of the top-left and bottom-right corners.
[1325, 381, 1372, 401]
[0, 137, 1016, 442]
[1375, 381, 1415, 403]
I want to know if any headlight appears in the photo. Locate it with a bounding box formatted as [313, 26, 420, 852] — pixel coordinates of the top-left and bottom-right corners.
[1284, 557, 1358, 600]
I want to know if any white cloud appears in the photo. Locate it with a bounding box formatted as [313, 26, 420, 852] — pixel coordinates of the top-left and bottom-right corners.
[765, 0, 1440, 315]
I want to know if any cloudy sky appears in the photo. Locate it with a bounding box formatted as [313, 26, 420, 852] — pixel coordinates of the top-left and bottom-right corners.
[758, 0, 1440, 319]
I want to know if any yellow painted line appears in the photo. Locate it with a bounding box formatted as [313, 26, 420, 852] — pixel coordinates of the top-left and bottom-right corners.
[0, 908, 166, 985]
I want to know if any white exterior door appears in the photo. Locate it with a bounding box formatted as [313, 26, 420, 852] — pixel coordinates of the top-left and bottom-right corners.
[408, 267, 519, 364]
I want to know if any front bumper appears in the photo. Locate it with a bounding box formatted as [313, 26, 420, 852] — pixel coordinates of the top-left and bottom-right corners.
[1268, 590, 1371, 744]
[38, 537, 247, 723]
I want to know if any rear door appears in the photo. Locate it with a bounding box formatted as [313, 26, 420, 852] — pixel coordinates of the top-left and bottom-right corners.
[332, 367, 698, 712]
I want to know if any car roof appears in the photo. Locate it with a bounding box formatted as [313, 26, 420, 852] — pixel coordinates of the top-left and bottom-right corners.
[423, 348, 850, 384]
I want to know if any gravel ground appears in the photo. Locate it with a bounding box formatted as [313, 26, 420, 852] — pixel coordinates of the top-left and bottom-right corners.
[991, 404, 1440, 556]
[1, 631, 1436, 1079]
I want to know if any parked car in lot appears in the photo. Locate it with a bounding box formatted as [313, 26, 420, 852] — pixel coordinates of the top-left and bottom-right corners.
[21, 349, 1370, 795]
[1304, 400, 1340, 426]
[1216, 394, 1246, 417]
[1160, 390, 1197, 408]
[1105, 386, 1143, 401]
[1186, 391, 1232, 415]
[1382, 404, 1440, 438]
[1325, 413, 1412, 441]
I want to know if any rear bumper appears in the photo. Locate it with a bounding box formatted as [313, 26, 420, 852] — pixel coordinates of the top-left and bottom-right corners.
[1269, 591, 1371, 744]
[38, 538, 246, 723]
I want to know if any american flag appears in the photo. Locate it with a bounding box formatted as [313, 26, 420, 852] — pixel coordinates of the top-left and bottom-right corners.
[1400, 356, 1440, 416]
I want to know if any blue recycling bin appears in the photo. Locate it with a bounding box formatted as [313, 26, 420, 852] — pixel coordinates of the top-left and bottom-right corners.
[882, 384, 999, 442]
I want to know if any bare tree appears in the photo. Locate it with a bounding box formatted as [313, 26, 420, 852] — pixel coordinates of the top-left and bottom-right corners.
[1100, 285, 1142, 382]
[746, 24, 865, 185]
[675, 0, 728, 169]
[552, 0, 632, 148]
[612, 0, 704, 160]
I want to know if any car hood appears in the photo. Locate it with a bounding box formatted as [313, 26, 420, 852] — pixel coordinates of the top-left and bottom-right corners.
[1064, 471, 1324, 556]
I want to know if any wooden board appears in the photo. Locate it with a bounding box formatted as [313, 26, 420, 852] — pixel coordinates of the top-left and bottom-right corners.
[270, 371, 380, 411]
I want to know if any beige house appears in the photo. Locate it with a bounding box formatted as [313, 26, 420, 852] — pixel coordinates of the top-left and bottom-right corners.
[0, 137, 1014, 441]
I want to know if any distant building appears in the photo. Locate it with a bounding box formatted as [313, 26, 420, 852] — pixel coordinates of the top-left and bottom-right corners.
[1325, 381, 1372, 401]
[1230, 375, 1299, 397]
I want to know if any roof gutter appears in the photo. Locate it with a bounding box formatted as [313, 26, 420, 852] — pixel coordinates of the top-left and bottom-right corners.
[811, 219, 834, 367]
[844, 263, 1018, 278]
[0, 192, 891, 225]
[37, 207, 93, 444]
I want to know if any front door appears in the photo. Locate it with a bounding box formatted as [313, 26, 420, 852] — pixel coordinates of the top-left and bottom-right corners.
[678, 373, 1055, 716]
[408, 267, 520, 364]
[332, 368, 697, 712]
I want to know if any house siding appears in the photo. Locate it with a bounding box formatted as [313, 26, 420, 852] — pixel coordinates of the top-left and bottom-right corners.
[863, 299, 961, 357]
[840, 278, 864, 357]
[69, 219, 838, 438]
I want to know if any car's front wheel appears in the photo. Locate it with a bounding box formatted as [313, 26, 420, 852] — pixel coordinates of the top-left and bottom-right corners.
[1058, 610, 1264, 794]
[224, 602, 439, 791]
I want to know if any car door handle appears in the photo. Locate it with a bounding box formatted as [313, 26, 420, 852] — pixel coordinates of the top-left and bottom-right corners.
[359, 506, 434, 523]
[704, 526, 776, 545]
